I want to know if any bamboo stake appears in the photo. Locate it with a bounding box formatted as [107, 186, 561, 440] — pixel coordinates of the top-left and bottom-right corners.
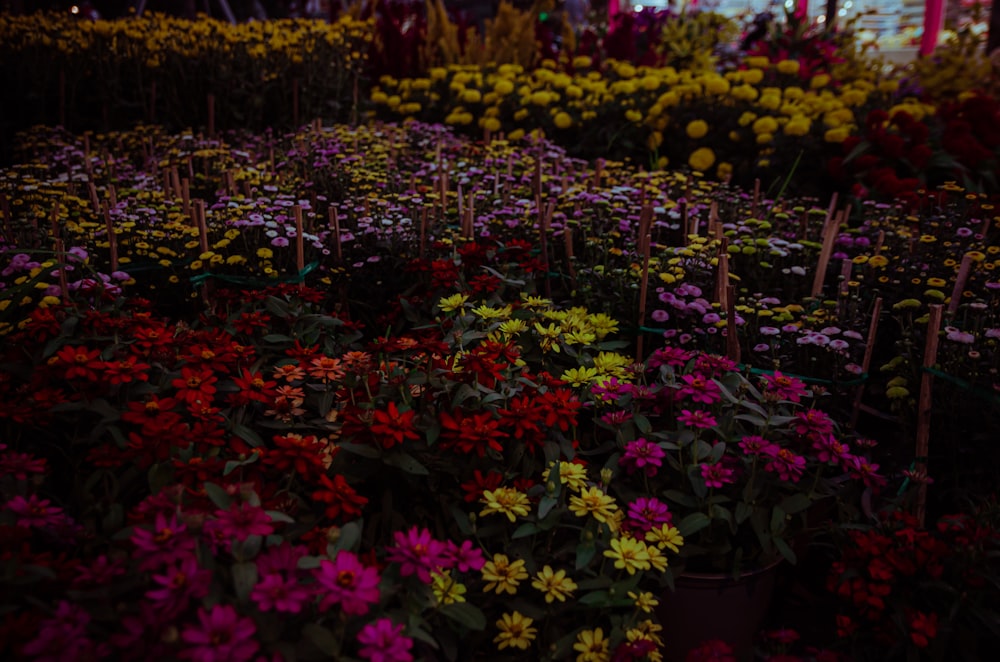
[55, 238, 69, 305]
[181, 179, 191, 216]
[103, 202, 118, 272]
[88, 182, 100, 213]
[194, 200, 209, 254]
[294, 205, 305, 275]
[915, 304, 944, 527]
[726, 284, 740, 363]
[947, 254, 973, 316]
[715, 238, 730, 309]
[811, 209, 843, 299]
[329, 207, 342, 262]
[207, 94, 215, 138]
[636, 231, 653, 364]
[751, 178, 760, 217]
[564, 225, 576, 287]
[0, 193, 11, 243]
[419, 207, 428, 259]
[849, 297, 883, 430]
[292, 78, 300, 128]
[837, 258, 853, 318]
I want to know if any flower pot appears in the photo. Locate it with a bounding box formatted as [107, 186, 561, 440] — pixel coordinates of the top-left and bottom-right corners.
[656, 560, 782, 662]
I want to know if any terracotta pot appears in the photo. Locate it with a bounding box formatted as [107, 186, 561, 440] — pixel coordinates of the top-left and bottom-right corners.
[656, 560, 782, 662]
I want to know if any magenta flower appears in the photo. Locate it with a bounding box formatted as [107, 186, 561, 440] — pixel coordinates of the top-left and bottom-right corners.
[812, 434, 852, 464]
[4, 494, 67, 529]
[356, 618, 414, 662]
[256, 541, 308, 575]
[71, 554, 126, 588]
[647, 346, 692, 369]
[848, 456, 888, 489]
[385, 526, 450, 583]
[626, 496, 673, 532]
[677, 373, 722, 404]
[764, 448, 807, 483]
[205, 501, 274, 542]
[692, 353, 737, 377]
[110, 602, 171, 659]
[314, 551, 381, 615]
[445, 539, 486, 573]
[179, 604, 259, 662]
[21, 601, 102, 660]
[131, 512, 198, 571]
[620, 438, 665, 477]
[700, 463, 736, 489]
[0, 449, 47, 479]
[739, 435, 779, 457]
[677, 409, 718, 429]
[251, 572, 314, 614]
[146, 555, 211, 618]
[760, 371, 809, 403]
[793, 409, 834, 437]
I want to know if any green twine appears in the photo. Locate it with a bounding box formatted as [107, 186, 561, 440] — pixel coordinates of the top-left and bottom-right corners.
[190, 261, 320, 289]
[921, 366, 1000, 407]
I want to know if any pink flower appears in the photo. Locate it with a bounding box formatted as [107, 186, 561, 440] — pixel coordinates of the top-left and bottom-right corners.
[677, 373, 722, 404]
[685, 639, 736, 662]
[179, 605, 259, 662]
[812, 435, 851, 464]
[130, 513, 198, 571]
[793, 409, 834, 437]
[357, 618, 414, 662]
[21, 601, 103, 661]
[256, 541, 308, 575]
[71, 554, 126, 588]
[314, 551, 381, 615]
[205, 502, 274, 542]
[0, 449, 47, 479]
[251, 572, 314, 614]
[848, 456, 888, 490]
[620, 438, 665, 477]
[677, 409, 718, 429]
[647, 346, 692, 369]
[385, 526, 450, 583]
[700, 462, 736, 489]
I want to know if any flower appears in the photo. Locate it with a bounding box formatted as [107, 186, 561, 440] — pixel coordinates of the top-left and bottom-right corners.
[573, 627, 610, 662]
[688, 147, 716, 172]
[604, 537, 652, 575]
[480, 486, 531, 522]
[481, 553, 529, 595]
[493, 611, 537, 651]
[531, 565, 578, 603]
[179, 605, 259, 662]
[357, 618, 414, 662]
[568, 486, 619, 523]
[314, 551, 382, 615]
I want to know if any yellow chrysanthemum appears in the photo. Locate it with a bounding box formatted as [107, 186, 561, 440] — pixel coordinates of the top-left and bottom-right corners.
[531, 565, 578, 603]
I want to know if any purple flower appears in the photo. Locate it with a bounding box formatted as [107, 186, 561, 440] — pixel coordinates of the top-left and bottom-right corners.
[357, 618, 414, 662]
[759, 326, 781, 337]
[315, 551, 382, 615]
[753, 343, 770, 352]
[131, 513, 198, 571]
[179, 605, 259, 662]
[146, 555, 211, 618]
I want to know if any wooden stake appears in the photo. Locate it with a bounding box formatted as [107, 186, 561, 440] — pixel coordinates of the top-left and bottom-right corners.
[564, 225, 576, 287]
[292, 78, 300, 127]
[715, 238, 730, 308]
[947, 254, 974, 316]
[54, 238, 69, 304]
[850, 297, 883, 430]
[811, 209, 843, 299]
[420, 206, 428, 259]
[751, 178, 760, 217]
[103, 202, 118, 272]
[915, 304, 944, 527]
[88, 182, 100, 212]
[0, 193, 11, 243]
[636, 231, 653, 364]
[194, 200, 209, 254]
[181, 179, 191, 215]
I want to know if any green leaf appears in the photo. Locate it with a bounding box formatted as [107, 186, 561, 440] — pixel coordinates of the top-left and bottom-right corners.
[334, 520, 362, 552]
[439, 603, 486, 631]
[578, 590, 610, 606]
[774, 537, 797, 565]
[537, 495, 559, 520]
[203, 482, 233, 510]
[770, 506, 788, 535]
[663, 490, 699, 509]
[147, 463, 174, 495]
[512, 522, 540, 539]
[779, 493, 813, 515]
[231, 423, 263, 448]
[231, 561, 258, 602]
[265, 510, 295, 524]
[575, 542, 596, 569]
[337, 442, 380, 458]
[301, 623, 339, 656]
[677, 512, 711, 537]
[735, 501, 753, 524]
[262, 333, 293, 343]
[384, 452, 429, 475]
[633, 413, 652, 434]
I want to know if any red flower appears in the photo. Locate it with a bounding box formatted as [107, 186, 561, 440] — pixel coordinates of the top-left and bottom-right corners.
[369, 402, 420, 449]
[230, 368, 277, 405]
[54, 345, 102, 381]
[100, 355, 151, 385]
[171, 366, 218, 405]
[460, 469, 504, 502]
[438, 409, 504, 456]
[122, 395, 183, 435]
[908, 611, 938, 648]
[263, 434, 330, 482]
[313, 474, 368, 521]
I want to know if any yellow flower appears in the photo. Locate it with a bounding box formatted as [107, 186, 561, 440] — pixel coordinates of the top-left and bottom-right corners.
[462, 88, 481, 104]
[431, 570, 466, 605]
[531, 565, 577, 603]
[438, 293, 469, 312]
[562, 366, 600, 387]
[554, 111, 573, 130]
[256, 247, 273, 259]
[868, 255, 890, 268]
[811, 73, 831, 88]
[472, 304, 513, 320]
[625, 109, 643, 123]
[573, 627, 611, 662]
[628, 591, 660, 613]
[824, 127, 850, 143]
[480, 487, 531, 522]
[592, 350, 631, 376]
[776, 59, 800, 75]
[688, 147, 716, 172]
[604, 536, 652, 575]
[481, 554, 528, 595]
[752, 116, 778, 135]
[686, 119, 708, 139]
[569, 486, 619, 523]
[494, 611, 536, 651]
[543, 461, 589, 492]
[645, 524, 685, 553]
